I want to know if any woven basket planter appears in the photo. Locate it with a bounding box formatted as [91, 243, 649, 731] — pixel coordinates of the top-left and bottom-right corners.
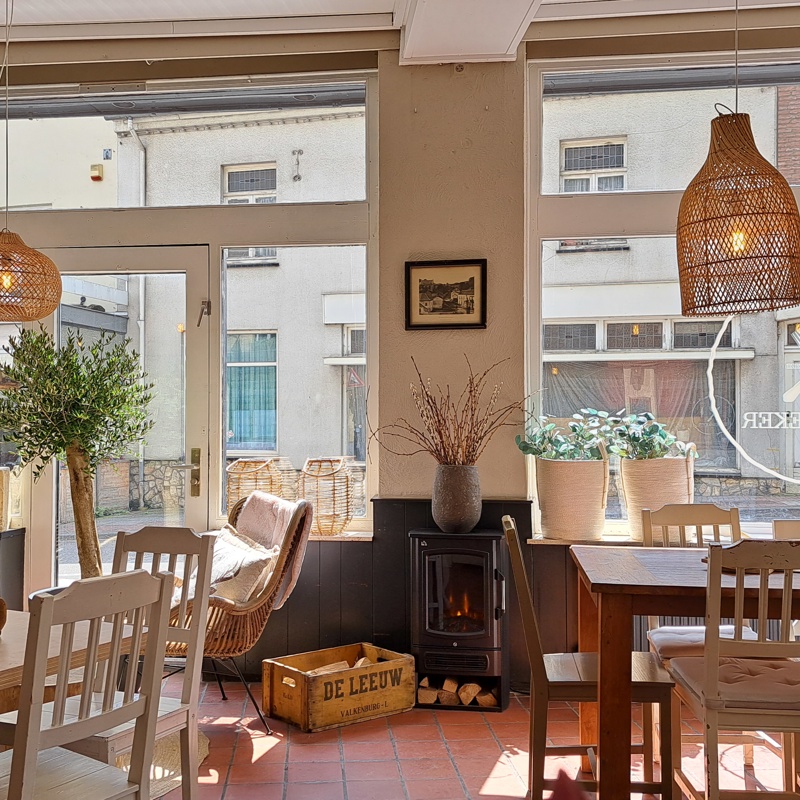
[297, 457, 356, 536]
[225, 458, 284, 509]
[535, 456, 609, 541]
[619, 452, 695, 542]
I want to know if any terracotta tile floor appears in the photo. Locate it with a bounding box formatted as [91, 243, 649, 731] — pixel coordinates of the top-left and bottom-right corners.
[164, 678, 788, 800]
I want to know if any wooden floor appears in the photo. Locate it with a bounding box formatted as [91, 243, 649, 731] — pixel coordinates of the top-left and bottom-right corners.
[166, 677, 788, 800]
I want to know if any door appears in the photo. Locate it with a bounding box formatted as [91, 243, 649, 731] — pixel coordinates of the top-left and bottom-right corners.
[26, 246, 211, 587]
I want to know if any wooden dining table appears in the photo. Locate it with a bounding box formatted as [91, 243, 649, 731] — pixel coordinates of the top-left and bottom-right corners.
[0, 610, 137, 712]
[570, 545, 800, 799]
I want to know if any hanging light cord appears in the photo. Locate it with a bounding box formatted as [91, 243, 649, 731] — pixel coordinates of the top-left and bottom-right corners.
[707, 317, 800, 484]
[734, 0, 739, 113]
[1, 0, 12, 234]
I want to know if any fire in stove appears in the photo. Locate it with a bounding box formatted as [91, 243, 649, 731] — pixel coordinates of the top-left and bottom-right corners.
[443, 587, 484, 634]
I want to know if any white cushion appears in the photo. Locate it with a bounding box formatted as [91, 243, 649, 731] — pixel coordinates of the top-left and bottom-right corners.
[669, 656, 800, 711]
[648, 625, 758, 659]
[174, 525, 278, 607]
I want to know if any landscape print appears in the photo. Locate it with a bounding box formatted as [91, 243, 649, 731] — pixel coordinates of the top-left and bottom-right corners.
[405, 259, 486, 330]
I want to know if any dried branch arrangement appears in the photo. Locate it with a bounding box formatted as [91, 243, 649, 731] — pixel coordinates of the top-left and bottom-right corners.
[372, 357, 525, 465]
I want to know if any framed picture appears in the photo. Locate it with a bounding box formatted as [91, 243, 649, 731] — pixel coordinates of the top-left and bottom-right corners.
[405, 259, 487, 330]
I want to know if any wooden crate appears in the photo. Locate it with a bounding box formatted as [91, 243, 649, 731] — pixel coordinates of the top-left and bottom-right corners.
[262, 643, 415, 732]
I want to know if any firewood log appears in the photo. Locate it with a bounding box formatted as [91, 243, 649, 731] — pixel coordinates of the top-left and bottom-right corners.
[419, 676, 431, 688]
[307, 660, 350, 676]
[437, 689, 460, 705]
[457, 682, 481, 706]
[354, 656, 373, 668]
[442, 677, 459, 694]
[476, 689, 498, 707]
[417, 686, 439, 704]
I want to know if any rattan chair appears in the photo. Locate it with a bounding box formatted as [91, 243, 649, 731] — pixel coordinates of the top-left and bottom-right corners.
[165, 496, 311, 733]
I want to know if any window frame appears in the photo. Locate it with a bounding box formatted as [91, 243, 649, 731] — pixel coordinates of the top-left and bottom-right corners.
[222, 162, 278, 205]
[559, 137, 627, 193]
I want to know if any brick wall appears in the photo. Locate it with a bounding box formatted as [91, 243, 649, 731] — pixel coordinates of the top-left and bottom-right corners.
[778, 85, 800, 185]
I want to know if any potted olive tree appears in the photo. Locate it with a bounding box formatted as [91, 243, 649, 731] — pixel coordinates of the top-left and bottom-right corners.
[605, 412, 696, 541]
[516, 410, 610, 541]
[0, 327, 153, 577]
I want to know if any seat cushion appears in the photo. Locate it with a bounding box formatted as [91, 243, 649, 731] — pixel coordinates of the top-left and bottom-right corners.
[648, 624, 758, 659]
[669, 656, 800, 710]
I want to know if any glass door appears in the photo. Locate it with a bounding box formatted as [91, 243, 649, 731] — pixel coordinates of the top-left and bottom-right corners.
[27, 246, 210, 586]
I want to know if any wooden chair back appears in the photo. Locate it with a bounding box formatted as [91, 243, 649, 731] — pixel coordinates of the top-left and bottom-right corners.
[704, 540, 800, 702]
[642, 503, 741, 548]
[501, 516, 548, 700]
[773, 520, 800, 540]
[112, 527, 215, 707]
[11, 570, 171, 799]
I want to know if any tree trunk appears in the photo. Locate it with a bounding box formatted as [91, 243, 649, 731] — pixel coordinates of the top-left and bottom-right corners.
[66, 444, 102, 578]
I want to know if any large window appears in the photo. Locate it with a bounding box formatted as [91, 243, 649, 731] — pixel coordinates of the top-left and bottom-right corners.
[534, 60, 800, 525]
[226, 333, 277, 453]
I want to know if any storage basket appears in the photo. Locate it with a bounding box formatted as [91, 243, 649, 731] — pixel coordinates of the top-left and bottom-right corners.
[297, 457, 356, 536]
[225, 458, 284, 509]
[619, 445, 696, 542]
[535, 452, 609, 541]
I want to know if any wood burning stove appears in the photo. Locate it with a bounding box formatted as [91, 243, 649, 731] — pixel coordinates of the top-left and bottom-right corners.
[409, 529, 509, 711]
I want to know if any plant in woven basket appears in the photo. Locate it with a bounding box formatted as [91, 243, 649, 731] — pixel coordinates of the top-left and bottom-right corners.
[371, 356, 525, 466]
[515, 409, 607, 460]
[0, 326, 153, 578]
[604, 411, 695, 459]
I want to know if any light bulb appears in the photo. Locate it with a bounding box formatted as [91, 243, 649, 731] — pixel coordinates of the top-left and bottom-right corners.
[177, 323, 186, 334]
[551, 366, 559, 375]
[731, 230, 746, 254]
[0, 273, 12, 291]
[632, 324, 640, 336]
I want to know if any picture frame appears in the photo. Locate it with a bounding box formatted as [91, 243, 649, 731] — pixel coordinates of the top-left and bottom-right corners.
[405, 259, 487, 330]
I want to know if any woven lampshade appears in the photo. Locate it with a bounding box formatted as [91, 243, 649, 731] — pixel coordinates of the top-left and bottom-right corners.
[0, 229, 61, 322]
[677, 112, 800, 316]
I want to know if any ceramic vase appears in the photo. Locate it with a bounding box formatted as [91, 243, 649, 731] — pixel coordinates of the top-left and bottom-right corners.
[431, 464, 482, 534]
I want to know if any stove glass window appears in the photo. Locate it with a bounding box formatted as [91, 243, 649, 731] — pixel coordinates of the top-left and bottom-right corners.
[425, 553, 487, 635]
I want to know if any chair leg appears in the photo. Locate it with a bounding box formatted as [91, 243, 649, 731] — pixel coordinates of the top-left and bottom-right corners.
[643, 703, 655, 783]
[782, 733, 796, 794]
[657, 694, 674, 799]
[529, 695, 548, 800]
[180, 716, 199, 800]
[743, 741, 754, 768]
[669, 691, 682, 800]
[704, 712, 720, 800]
[209, 659, 227, 701]
[228, 658, 272, 735]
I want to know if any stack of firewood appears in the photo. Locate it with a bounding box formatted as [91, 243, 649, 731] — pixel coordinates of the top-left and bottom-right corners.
[416, 676, 498, 707]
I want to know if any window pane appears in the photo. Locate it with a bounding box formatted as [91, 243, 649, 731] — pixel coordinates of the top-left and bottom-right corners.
[607, 322, 663, 349]
[597, 175, 624, 192]
[563, 177, 590, 192]
[543, 323, 596, 350]
[3, 81, 366, 209]
[674, 321, 732, 348]
[223, 245, 367, 522]
[542, 65, 800, 193]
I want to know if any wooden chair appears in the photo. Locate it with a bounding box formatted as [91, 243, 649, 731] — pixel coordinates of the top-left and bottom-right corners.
[60, 527, 214, 800]
[669, 539, 800, 799]
[166, 497, 311, 732]
[773, 521, 800, 640]
[642, 504, 758, 766]
[501, 515, 677, 799]
[0, 568, 172, 800]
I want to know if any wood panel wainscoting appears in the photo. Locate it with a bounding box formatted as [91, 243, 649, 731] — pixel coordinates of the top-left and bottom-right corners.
[237, 499, 533, 687]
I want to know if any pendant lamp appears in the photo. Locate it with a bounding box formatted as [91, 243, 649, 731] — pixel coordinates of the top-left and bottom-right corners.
[0, 0, 60, 322]
[676, 0, 800, 316]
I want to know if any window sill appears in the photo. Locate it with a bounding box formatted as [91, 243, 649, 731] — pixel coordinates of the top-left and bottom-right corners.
[310, 530, 372, 542]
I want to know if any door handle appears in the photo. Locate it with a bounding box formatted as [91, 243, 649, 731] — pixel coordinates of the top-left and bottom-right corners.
[495, 568, 506, 619]
[173, 448, 201, 496]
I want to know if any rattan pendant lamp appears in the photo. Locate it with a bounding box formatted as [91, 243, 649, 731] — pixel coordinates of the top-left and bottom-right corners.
[676, 0, 800, 316]
[0, 0, 60, 322]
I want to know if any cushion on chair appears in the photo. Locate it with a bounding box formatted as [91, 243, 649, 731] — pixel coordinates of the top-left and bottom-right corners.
[174, 525, 279, 607]
[669, 656, 800, 710]
[648, 624, 758, 659]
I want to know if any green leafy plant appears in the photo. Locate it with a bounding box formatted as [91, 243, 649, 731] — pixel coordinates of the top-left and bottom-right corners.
[515, 409, 608, 460]
[0, 326, 153, 578]
[605, 411, 694, 459]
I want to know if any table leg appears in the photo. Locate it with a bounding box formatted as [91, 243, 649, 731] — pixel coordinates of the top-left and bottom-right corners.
[597, 592, 633, 800]
[578, 576, 598, 773]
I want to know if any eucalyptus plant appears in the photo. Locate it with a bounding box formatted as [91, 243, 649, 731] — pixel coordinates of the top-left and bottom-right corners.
[515, 409, 608, 460]
[605, 411, 694, 459]
[0, 327, 154, 577]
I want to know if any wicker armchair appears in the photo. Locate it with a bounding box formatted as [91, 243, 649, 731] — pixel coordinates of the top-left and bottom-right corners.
[166, 495, 311, 732]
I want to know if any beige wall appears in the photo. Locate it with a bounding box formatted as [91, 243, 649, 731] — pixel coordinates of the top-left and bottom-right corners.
[377, 49, 528, 499]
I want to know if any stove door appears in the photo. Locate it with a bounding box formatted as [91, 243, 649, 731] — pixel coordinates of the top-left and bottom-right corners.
[423, 548, 490, 641]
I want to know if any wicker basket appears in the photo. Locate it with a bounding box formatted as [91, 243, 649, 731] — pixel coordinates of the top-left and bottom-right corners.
[619, 446, 696, 542]
[297, 457, 356, 536]
[535, 453, 609, 541]
[225, 458, 284, 509]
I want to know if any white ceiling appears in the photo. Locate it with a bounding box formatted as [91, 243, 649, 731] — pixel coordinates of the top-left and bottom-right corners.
[1, 0, 797, 63]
